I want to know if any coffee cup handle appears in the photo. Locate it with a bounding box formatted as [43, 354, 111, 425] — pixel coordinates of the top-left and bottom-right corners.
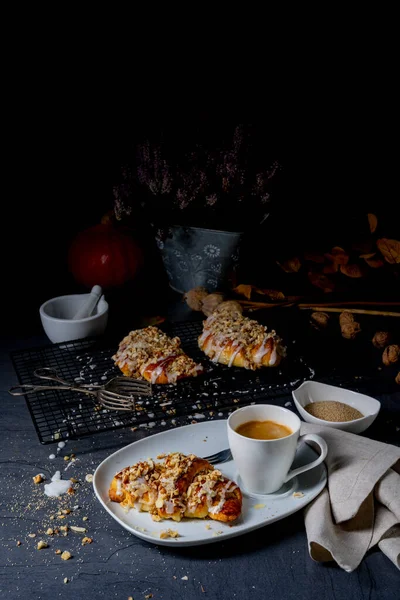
[283, 433, 328, 483]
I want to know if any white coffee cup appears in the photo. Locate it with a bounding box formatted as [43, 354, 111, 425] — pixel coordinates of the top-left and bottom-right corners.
[227, 404, 328, 494]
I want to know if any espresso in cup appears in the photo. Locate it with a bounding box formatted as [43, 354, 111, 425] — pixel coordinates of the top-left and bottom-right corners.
[236, 420, 292, 440]
[228, 404, 328, 494]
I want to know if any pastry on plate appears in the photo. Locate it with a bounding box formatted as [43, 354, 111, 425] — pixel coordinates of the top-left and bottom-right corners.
[112, 326, 203, 384]
[198, 301, 286, 369]
[109, 452, 242, 523]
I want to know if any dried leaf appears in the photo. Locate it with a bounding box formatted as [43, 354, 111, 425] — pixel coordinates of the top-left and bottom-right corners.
[308, 272, 335, 293]
[233, 284, 253, 300]
[368, 213, 378, 233]
[256, 288, 285, 301]
[364, 256, 384, 269]
[340, 263, 365, 278]
[233, 284, 285, 301]
[377, 238, 400, 264]
[277, 257, 301, 273]
[325, 247, 349, 266]
[304, 251, 324, 264]
[322, 263, 339, 274]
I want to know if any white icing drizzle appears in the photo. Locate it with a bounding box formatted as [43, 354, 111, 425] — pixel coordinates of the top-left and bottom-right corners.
[228, 345, 242, 367]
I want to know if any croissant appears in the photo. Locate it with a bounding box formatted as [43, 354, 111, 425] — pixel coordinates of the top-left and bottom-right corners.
[112, 326, 203, 384]
[109, 452, 242, 523]
[198, 304, 286, 370]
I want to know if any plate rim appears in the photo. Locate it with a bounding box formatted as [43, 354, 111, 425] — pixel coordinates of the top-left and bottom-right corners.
[93, 420, 327, 547]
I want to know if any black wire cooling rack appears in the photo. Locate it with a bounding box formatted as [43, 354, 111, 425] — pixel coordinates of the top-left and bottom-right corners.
[10, 319, 388, 444]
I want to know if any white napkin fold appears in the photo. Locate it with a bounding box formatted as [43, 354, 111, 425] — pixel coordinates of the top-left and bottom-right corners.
[300, 422, 400, 572]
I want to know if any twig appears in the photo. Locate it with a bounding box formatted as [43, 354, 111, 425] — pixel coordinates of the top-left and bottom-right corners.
[299, 301, 400, 307]
[299, 306, 400, 317]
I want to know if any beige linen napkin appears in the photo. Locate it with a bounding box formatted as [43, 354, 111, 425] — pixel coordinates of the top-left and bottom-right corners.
[300, 422, 400, 572]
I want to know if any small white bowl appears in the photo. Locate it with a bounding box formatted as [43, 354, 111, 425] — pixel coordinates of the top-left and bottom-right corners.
[39, 293, 109, 344]
[292, 380, 381, 434]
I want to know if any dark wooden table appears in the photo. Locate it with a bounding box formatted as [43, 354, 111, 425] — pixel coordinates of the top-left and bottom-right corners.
[1, 330, 399, 600]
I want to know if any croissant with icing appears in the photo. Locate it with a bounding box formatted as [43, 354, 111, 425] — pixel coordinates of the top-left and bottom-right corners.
[198, 302, 286, 369]
[112, 326, 203, 384]
[109, 452, 242, 523]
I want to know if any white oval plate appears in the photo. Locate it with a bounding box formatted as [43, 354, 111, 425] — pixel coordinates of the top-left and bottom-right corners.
[93, 420, 327, 547]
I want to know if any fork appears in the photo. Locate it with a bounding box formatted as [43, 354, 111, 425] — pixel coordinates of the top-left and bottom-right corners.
[202, 448, 233, 464]
[8, 367, 152, 411]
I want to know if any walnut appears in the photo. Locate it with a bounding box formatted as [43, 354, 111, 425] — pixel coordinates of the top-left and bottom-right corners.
[184, 286, 209, 311]
[372, 331, 392, 349]
[213, 300, 243, 317]
[310, 312, 330, 329]
[201, 293, 225, 316]
[339, 311, 361, 339]
[382, 345, 400, 366]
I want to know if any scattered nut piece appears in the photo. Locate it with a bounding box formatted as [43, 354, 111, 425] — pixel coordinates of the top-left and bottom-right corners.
[145, 595, 153, 599]
[60, 525, 69, 532]
[310, 312, 330, 329]
[16, 541, 21, 546]
[82, 516, 88, 521]
[382, 344, 400, 366]
[46, 528, 54, 535]
[67, 487, 75, 495]
[64, 578, 69, 584]
[85, 474, 94, 483]
[340, 311, 361, 339]
[184, 286, 209, 311]
[82, 536, 93, 545]
[159, 529, 179, 539]
[49, 515, 55, 521]
[33, 474, 43, 484]
[181, 576, 188, 581]
[293, 492, 305, 498]
[64, 456, 70, 461]
[70, 478, 78, 484]
[61, 550, 72, 560]
[62, 509, 71, 515]
[70, 526, 86, 533]
[37, 540, 48, 550]
[55, 549, 62, 555]
[372, 331, 392, 349]
[58, 515, 66, 519]
[28, 533, 36, 538]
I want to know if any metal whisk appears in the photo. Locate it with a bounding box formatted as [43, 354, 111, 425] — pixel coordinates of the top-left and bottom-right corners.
[9, 367, 152, 411]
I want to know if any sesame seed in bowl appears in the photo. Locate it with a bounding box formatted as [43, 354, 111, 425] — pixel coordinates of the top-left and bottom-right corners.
[292, 381, 381, 434]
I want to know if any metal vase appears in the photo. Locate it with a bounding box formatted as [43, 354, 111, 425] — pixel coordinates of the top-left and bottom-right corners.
[156, 226, 243, 293]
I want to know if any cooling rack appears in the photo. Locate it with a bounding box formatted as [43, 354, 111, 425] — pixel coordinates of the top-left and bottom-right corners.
[10, 319, 387, 444]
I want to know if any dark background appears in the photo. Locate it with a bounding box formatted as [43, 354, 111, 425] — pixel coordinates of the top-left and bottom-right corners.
[3, 106, 399, 337]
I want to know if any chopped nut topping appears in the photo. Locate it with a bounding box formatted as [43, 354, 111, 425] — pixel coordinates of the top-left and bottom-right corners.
[60, 525, 69, 532]
[64, 578, 69, 584]
[46, 528, 54, 535]
[16, 541, 21, 546]
[67, 487, 75, 495]
[82, 516, 88, 521]
[55, 549, 62, 554]
[64, 456, 70, 461]
[28, 533, 36, 538]
[33, 474, 43, 484]
[293, 492, 305, 498]
[62, 509, 71, 515]
[85, 474, 94, 483]
[37, 540, 48, 550]
[70, 478, 78, 483]
[61, 550, 72, 560]
[49, 515, 55, 521]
